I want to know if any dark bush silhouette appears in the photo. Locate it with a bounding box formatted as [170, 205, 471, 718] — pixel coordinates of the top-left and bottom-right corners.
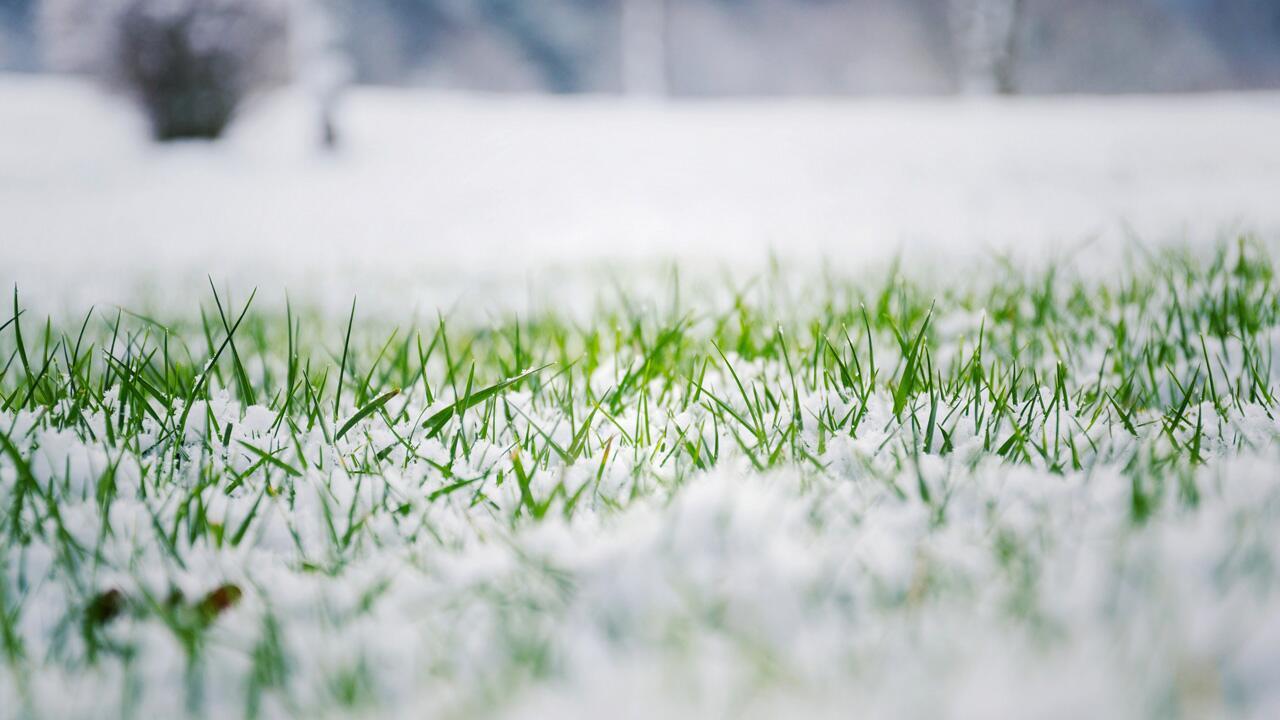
[107, 1, 289, 140]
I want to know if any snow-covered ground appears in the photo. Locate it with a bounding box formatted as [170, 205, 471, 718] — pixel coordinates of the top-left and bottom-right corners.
[4, 75, 1280, 720]
[3, 73, 1280, 312]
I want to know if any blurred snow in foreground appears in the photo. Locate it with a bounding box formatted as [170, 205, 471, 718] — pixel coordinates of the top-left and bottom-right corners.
[2, 72, 1280, 313]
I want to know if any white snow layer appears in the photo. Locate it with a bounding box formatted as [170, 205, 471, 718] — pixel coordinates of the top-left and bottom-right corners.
[2, 387, 1280, 719]
[3, 73, 1280, 314]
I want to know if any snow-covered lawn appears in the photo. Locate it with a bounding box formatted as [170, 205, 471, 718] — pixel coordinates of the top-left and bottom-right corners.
[2, 75, 1280, 719]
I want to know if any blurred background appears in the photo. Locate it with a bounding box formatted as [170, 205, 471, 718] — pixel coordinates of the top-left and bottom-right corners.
[3, 0, 1280, 98]
[4, 0, 1280, 317]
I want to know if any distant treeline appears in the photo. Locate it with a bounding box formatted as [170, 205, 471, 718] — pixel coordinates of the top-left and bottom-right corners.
[5, 0, 1280, 94]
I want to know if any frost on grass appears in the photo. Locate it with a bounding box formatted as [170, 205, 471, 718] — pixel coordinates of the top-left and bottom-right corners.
[2, 242, 1280, 719]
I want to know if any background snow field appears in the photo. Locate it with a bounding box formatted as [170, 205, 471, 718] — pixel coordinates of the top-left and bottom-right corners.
[3, 238, 1280, 719]
[4, 75, 1280, 315]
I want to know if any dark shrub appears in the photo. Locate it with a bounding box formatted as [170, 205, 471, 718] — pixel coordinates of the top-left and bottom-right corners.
[107, 0, 288, 140]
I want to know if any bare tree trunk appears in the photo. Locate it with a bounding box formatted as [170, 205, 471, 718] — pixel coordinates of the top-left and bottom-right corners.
[620, 0, 667, 96]
[950, 0, 1024, 95]
[292, 0, 351, 150]
[993, 0, 1024, 95]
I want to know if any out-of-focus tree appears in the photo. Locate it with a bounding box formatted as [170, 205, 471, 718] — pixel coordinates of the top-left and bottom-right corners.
[471, 0, 605, 93]
[28, 0, 1280, 97]
[948, 0, 1023, 94]
[42, 0, 290, 140]
[665, 0, 953, 96]
[292, 0, 352, 149]
[1015, 0, 1230, 93]
[1200, 0, 1280, 86]
[620, 0, 667, 96]
[0, 0, 39, 69]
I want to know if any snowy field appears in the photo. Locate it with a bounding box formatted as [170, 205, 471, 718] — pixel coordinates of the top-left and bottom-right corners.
[4, 73, 1280, 311]
[3, 74, 1280, 720]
